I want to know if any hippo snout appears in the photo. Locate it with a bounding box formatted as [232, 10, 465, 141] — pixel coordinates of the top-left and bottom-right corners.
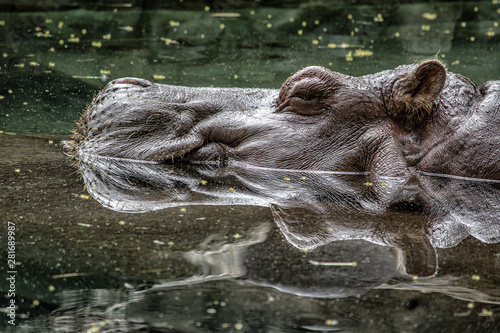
[110, 77, 153, 88]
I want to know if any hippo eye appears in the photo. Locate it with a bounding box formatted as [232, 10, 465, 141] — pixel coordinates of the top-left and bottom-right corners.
[277, 79, 331, 116]
[288, 78, 325, 101]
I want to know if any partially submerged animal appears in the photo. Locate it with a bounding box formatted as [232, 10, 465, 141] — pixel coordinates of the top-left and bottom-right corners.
[64, 60, 500, 180]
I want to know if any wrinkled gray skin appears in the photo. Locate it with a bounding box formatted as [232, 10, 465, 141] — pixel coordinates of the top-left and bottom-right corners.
[65, 60, 500, 180]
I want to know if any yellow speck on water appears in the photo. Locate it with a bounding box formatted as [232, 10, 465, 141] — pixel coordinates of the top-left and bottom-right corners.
[364, 182, 373, 186]
[297, 29, 303, 35]
[394, 32, 400, 37]
[3, 53, 7, 57]
[234, 323, 243, 330]
[289, 17, 294, 22]
[421, 25, 431, 31]
[314, 20, 319, 25]
[153, 74, 166, 79]
[234, 74, 238, 79]
[312, 39, 319, 45]
[479, 309, 493, 317]
[102, 34, 111, 40]
[29, 61, 39, 66]
[48, 140, 54, 145]
[80, 194, 90, 199]
[422, 13, 437, 20]
[267, 14, 272, 19]
[451, 60, 460, 65]
[180, 207, 186, 212]
[289, 185, 293, 188]
[266, 23, 272, 28]
[302, 21, 307, 27]
[153, 240, 165, 245]
[328, 228, 333, 232]
[100, 69, 110, 75]
[81, 28, 87, 35]
[220, 23, 225, 30]
[0, 95, 4, 100]
[8, 89, 12, 94]
[486, 30, 495, 36]
[346, 51, 353, 61]
[380, 182, 389, 186]
[23, 101, 28, 105]
[92, 41, 102, 48]
[45, 19, 52, 24]
[57, 21, 64, 29]
[373, 13, 384, 22]
[347, 14, 353, 20]
[354, 49, 373, 57]
[120, 26, 133, 31]
[14, 168, 20, 173]
[470, 36, 476, 42]
[325, 319, 339, 326]
[58, 39, 64, 45]
[467, 302, 475, 309]
[49, 62, 55, 67]
[304, 248, 308, 254]
[119, 220, 125, 225]
[412, 275, 419, 280]
[301, 176, 306, 180]
[229, 187, 234, 192]
[461, 22, 467, 28]
[472, 274, 480, 281]
[204, 6, 210, 11]
[162, 38, 178, 45]
[33, 300, 40, 306]
[284, 177, 290, 181]
[474, 6, 479, 12]
[48, 285, 55, 292]
[233, 233, 241, 239]
[168, 241, 174, 246]
[0, 20, 5, 26]
[169, 20, 180, 27]
[200, 179, 207, 185]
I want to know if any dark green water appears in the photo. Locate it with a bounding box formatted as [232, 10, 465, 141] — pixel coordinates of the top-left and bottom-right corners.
[1, 1, 500, 332]
[1, 0, 500, 134]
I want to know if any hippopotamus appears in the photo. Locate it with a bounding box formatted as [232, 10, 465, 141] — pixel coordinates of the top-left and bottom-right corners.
[64, 60, 500, 180]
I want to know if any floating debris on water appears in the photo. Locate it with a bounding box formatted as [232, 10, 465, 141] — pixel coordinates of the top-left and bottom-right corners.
[309, 260, 357, 267]
[423, 13, 437, 20]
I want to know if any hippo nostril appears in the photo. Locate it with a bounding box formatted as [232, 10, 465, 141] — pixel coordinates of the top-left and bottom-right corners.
[111, 78, 152, 87]
[62, 140, 77, 157]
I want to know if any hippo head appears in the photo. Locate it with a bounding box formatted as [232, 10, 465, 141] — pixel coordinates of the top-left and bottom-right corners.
[276, 61, 446, 129]
[65, 60, 499, 180]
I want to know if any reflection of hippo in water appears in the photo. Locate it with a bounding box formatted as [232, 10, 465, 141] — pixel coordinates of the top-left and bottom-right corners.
[64, 60, 500, 179]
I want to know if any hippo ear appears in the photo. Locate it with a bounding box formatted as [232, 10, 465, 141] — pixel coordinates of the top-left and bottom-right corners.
[391, 60, 446, 126]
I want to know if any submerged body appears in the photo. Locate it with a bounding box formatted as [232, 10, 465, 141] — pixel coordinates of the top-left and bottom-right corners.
[65, 60, 500, 180]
